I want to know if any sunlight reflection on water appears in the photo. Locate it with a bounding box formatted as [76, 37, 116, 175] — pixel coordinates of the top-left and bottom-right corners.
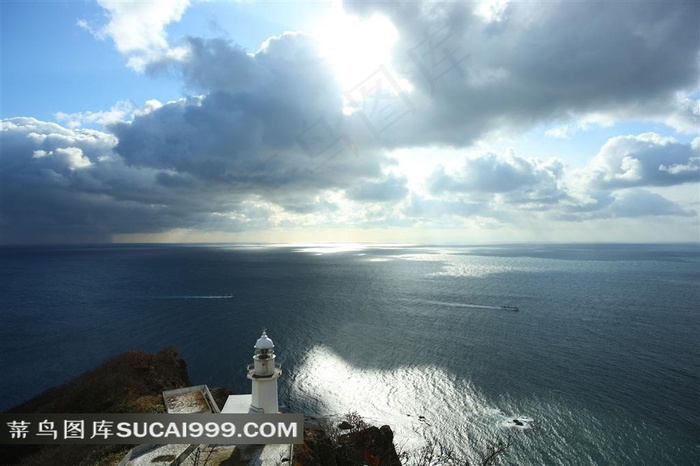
[288, 344, 523, 461]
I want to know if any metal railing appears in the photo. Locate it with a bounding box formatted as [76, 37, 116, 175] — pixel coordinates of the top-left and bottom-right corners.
[247, 363, 282, 378]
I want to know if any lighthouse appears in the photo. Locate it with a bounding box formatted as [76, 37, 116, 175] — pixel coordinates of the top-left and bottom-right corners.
[247, 330, 281, 414]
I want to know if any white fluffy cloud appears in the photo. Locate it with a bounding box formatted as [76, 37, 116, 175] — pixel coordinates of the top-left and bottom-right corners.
[54, 101, 141, 129]
[427, 152, 570, 209]
[79, 0, 190, 70]
[663, 92, 700, 134]
[586, 133, 699, 189]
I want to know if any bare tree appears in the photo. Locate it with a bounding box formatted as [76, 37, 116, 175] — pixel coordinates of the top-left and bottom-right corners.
[399, 432, 515, 466]
[481, 434, 513, 466]
[400, 438, 470, 466]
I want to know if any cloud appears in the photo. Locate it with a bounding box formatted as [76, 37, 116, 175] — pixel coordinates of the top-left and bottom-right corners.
[80, 0, 190, 70]
[111, 32, 390, 197]
[2, 117, 696, 243]
[0, 32, 398, 245]
[417, 138, 697, 223]
[88, 0, 698, 150]
[427, 151, 570, 210]
[343, 0, 699, 145]
[3, 1, 698, 243]
[54, 101, 141, 129]
[1, 28, 410, 242]
[607, 189, 694, 218]
[1, 117, 258, 243]
[403, 194, 483, 220]
[473, 0, 509, 24]
[662, 92, 700, 134]
[346, 174, 408, 202]
[557, 189, 694, 221]
[586, 133, 699, 189]
[164, 37, 265, 93]
[1, 118, 145, 242]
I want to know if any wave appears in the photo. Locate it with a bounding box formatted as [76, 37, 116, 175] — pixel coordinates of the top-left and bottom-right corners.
[402, 298, 518, 312]
[158, 295, 234, 299]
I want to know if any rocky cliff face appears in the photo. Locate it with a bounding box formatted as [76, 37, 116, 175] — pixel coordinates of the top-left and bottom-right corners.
[1, 348, 234, 465]
[294, 424, 402, 466]
[336, 425, 402, 466]
[6, 348, 192, 415]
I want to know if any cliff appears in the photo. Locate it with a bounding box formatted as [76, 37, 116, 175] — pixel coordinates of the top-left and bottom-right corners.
[1, 348, 233, 465]
[295, 424, 401, 466]
[6, 348, 192, 415]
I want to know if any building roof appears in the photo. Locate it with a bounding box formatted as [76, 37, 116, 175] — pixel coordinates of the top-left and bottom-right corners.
[255, 330, 274, 350]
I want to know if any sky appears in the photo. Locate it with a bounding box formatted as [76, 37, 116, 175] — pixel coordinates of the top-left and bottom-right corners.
[1, 0, 699, 244]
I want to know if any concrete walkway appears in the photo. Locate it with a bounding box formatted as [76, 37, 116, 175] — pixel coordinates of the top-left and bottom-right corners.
[177, 444, 292, 465]
[120, 440, 292, 465]
[119, 384, 293, 466]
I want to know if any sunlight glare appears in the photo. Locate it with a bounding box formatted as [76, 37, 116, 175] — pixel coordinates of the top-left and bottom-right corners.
[312, 5, 399, 91]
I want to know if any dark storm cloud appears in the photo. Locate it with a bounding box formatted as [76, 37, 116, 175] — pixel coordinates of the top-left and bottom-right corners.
[148, 32, 345, 137]
[168, 37, 264, 93]
[0, 118, 276, 243]
[114, 32, 386, 193]
[344, 0, 699, 145]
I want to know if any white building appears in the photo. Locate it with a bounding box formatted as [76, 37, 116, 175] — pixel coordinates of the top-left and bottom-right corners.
[222, 330, 281, 414]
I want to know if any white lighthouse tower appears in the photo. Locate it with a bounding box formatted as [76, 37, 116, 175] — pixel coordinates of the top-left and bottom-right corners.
[247, 330, 281, 414]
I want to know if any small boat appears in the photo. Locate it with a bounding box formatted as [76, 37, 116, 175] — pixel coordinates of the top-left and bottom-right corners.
[501, 305, 519, 311]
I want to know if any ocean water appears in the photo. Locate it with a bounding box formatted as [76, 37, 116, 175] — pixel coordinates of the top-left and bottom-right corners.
[0, 243, 698, 465]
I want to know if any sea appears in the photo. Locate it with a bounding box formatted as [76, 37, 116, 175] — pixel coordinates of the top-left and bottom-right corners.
[0, 243, 698, 465]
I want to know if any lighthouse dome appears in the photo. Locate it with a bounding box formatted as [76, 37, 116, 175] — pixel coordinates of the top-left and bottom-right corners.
[255, 331, 274, 349]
